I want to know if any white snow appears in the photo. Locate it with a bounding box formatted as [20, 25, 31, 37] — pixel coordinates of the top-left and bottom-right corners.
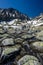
[34, 23, 43, 26]
[27, 21, 32, 24]
[7, 19, 18, 25]
[32, 20, 38, 25]
[11, 25, 22, 29]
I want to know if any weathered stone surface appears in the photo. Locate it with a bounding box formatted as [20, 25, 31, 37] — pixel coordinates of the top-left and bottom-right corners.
[30, 41, 43, 52]
[17, 55, 41, 65]
[14, 38, 23, 43]
[2, 44, 21, 56]
[36, 31, 43, 41]
[21, 34, 33, 39]
[0, 28, 3, 33]
[2, 38, 14, 46]
[8, 27, 15, 33]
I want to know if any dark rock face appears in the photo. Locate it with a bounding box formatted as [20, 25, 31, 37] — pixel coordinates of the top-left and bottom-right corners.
[0, 8, 30, 21]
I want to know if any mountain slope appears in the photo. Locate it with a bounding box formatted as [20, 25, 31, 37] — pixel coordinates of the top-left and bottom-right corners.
[0, 8, 30, 21]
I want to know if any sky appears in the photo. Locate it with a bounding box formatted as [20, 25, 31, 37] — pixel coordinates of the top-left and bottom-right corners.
[0, 0, 43, 18]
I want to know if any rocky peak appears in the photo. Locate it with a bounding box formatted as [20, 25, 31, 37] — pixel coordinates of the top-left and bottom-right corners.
[0, 8, 30, 21]
[34, 13, 43, 20]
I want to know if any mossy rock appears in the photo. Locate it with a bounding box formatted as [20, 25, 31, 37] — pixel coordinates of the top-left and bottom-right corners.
[36, 31, 43, 40]
[0, 28, 3, 33]
[30, 41, 43, 52]
[2, 44, 21, 56]
[17, 55, 41, 65]
[2, 38, 14, 46]
[8, 27, 15, 33]
[21, 34, 33, 39]
[14, 38, 24, 43]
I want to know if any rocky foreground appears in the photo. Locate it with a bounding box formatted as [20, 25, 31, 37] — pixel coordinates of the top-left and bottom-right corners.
[0, 8, 43, 65]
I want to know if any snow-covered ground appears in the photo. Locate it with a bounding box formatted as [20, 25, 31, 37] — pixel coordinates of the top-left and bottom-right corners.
[28, 19, 43, 26]
[0, 15, 43, 29]
[7, 19, 18, 25]
[33, 22, 43, 26]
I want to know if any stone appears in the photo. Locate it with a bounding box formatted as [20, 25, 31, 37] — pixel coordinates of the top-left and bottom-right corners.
[14, 38, 23, 43]
[2, 44, 21, 56]
[30, 41, 43, 52]
[36, 31, 43, 41]
[17, 55, 41, 65]
[2, 38, 14, 46]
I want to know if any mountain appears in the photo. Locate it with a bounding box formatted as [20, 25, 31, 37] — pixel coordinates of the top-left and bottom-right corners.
[0, 8, 30, 21]
[31, 13, 43, 26]
[34, 13, 43, 20]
